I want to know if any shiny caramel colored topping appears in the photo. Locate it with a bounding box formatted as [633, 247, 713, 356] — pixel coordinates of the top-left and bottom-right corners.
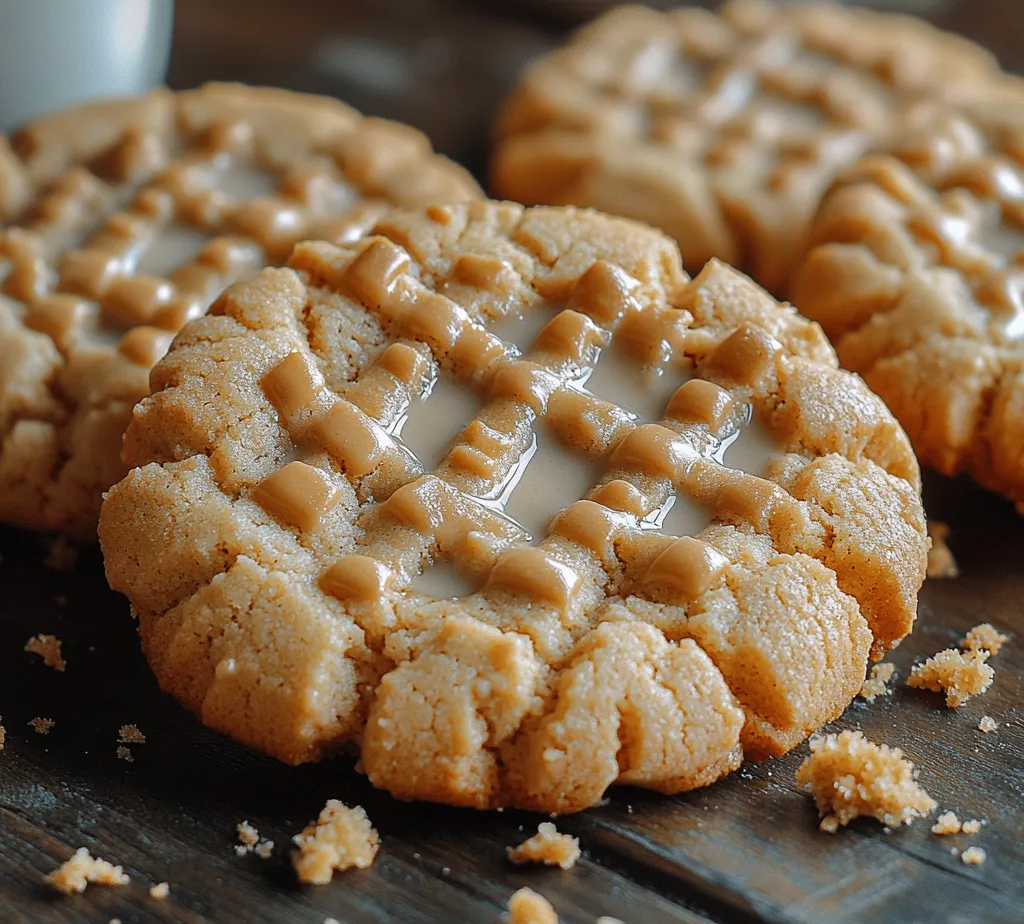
[24, 295, 90, 346]
[610, 424, 698, 480]
[448, 325, 507, 379]
[381, 477, 441, 533]
[320, 555, 393, 603]
[379, 342, 429, 386]
[102, 275, 174, 327]
[59, 249, 122, 298]
[401, 291, 468, 351]
[534, 310, 608, 360]
[0, 228, 48, 302]
[616, 306, 689, 367]
[707, 325, 782, 386]
[549, 500, 628, 561]
[262, 352, 320, 420]
[570, 259, 640, 326]
[447, 445, 496, 479]
[313, 401, 390, 478]
[341, 237, 411, 308]
[426, 204, 456, 225]
[485, 546, 580, 610]
[643, 536, 729, 604]
[459, 419, 508, 458]
[453, 253, 517, 293]
[252, 461, 339, 533]
[590, 479, 648, 515]
[490, 361, 561, 415]
[666, 379, 735, 429]
[197, 237, 263, 277]
[716, 474, 788, 524]
[118, 326, 172, 367]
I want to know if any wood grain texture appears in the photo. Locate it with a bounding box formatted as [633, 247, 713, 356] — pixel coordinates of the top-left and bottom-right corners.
[3, 1, 1024, 922]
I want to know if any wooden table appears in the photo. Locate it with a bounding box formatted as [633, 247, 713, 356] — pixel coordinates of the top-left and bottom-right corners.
[1, 2, 1022, 922]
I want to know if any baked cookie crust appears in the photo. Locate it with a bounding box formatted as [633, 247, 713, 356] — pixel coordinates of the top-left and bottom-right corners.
[99, 202, 926, 812]
[0, 83, 480, 538]
[794, 102, 1024, 511]
[492, 0, 1006, 294]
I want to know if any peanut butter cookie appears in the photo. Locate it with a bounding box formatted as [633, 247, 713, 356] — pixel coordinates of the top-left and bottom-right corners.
[794, 102, 1024, 511]
[99, 202, 926, 813]
[0, 82, 480, 538]
[492, 0, 1006, 294]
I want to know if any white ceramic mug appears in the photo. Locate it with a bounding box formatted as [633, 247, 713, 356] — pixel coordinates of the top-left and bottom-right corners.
[0, 0, 174, 133]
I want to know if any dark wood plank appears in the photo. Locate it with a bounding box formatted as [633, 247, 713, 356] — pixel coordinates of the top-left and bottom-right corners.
[3, 1, 1024, 922]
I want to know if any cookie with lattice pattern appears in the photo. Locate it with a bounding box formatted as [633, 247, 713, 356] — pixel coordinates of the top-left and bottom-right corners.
[0, 82, 480, 538]
[99, 202, 926, 813]
[794, 101, 1024, 511]
[492, 0, 1008, 294]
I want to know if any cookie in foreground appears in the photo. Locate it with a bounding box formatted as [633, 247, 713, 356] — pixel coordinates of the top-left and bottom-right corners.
[793, 101, 1024, 512]
[491, 0, 1008, 294]
[0, 82, 480, 539]
[99, 202, 927, 813]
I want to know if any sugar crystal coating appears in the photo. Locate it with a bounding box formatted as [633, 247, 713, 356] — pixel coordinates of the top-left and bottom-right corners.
[100, 202, 927, 812]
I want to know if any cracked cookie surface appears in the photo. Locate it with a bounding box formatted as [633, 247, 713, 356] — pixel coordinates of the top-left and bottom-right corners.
[491, 0, 1006, 294]
[794, 102, 1024, 511]
[0, 82, 480, 538]
[99, 202, 926, 812]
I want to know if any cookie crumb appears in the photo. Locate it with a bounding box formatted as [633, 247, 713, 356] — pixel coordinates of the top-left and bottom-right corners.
[931, 811, 961, 835]
[29, 717, 54, 735]
[254, 839, 275, 859]
[978, 715, 999, 734]
[961, 846, 986, 865]
[907, 649, 993, 707]
[508, 887, 557, 924]
[149, 881, 169, 899]
[0, 718, 5, 750]
[44, 536, 79, 571]
[859, 662, 895, 702]
[45, 847, 129, 894]
[962, 819, 983, 835]
[926, 522, 958, 579]
[24, 634, 66, 672]
[795, 731, 936, 832]
[119, 724, 146, 744]
[116, 746, 133, 763]
[235, 820, 260, 855]
[508, 823, 580, 870]
[962, 624, 1008, 657]
[292, 800, 379, 884]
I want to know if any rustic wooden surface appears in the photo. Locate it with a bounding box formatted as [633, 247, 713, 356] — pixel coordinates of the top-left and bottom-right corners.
[2, 2, 1023, 922]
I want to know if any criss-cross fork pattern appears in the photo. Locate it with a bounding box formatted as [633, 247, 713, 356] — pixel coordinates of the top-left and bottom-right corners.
[803, 112, 1024, 339]
[102, 203, 929, 808]
[252, 224, 794, 628]
[0, 84, 478, 536]
[494, 0, 1003, 291]
[1, 93, 405, 370]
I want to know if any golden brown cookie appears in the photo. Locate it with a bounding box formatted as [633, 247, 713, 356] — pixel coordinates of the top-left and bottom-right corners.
[0, 83, 480, 538]
[99, 202, 926, 813]
[794, 102, 1024, 511]
[492, 0, 1007, 294]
